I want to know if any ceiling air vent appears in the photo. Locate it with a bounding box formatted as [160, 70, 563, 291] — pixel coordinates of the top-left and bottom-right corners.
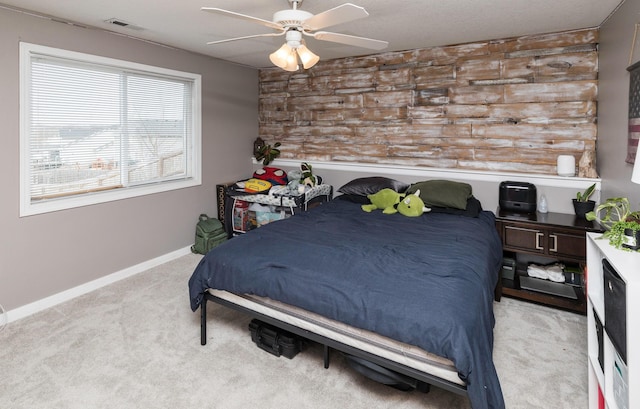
[104, 18, 144, 31]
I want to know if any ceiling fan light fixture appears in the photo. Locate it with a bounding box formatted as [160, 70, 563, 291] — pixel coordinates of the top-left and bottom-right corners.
[297, 44, 319, 69]
[204, 2, 387, 71]
[269, 43, 294, 69]
[283, 49, 299, 71]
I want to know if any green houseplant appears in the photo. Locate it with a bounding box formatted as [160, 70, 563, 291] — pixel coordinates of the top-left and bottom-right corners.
[586, 197, 640, 251]
[572, 183, 596, 218]
[253, 138, 281, 166]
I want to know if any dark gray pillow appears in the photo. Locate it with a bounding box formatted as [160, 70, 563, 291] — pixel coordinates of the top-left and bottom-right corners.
[406, 179, 472, 210]
[337, 177, 410, 197]
[429, 196, 483, 217]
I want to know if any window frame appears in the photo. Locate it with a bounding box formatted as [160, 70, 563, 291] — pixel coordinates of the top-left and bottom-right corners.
[19, 42, 202, 217]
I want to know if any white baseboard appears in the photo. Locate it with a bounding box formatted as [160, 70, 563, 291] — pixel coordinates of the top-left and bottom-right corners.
[4, 246, 194, 324]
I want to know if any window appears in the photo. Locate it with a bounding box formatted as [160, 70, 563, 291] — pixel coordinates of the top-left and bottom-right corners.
[20, 43, 201, 216]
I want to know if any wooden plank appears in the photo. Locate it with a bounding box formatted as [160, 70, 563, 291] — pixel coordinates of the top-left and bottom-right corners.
[413, 65, 456, 88]
[407, 106, 446, 120]
[485, 101, 597, 120]
[375, 67, 413, 90]
[414, 88, 450, 106]
[443, 104, 490, 118]
[311, 108, 411, 124]
[504, 80, 597, 103]
[260, 80, 290, 95]
[500, 56, 537, 80]
[308, 72, 376, 93]
[449, 85, 505, 104]
[501, 51, 598, 82]
[489, 28, 598, 54]
[360, 107, 409, 122]
[513, 139, 587, 151]
[437, 101, 598, 121]
[413, 42, 490, 65]
[363, 90, 413, 108]
[287, 94, 363, 110]
[535, 51, 599, 81]
[469, 78, 531, 86]
[365, 124, 472, 143]
[458, 159, 557, 174]
[311, 143, 388, 158]
[505, 44, 597, 59]
[456, 57, 502, 82]
[472, 123, 597, 140]
[259, 110, 295, 122]
[389, 145, 476, 160]
[259, 96, 287, 111]
[307, 57, 380, 76]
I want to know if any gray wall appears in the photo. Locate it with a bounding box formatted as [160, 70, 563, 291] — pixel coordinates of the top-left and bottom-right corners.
[599, 0, 640, 207]
[0, 8, 258, 311]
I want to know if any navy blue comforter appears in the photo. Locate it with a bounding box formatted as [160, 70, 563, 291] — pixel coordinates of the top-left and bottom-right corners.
[189, 198, 504, 408]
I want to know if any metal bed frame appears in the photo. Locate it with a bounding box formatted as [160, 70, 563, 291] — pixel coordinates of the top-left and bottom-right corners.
[199, 291, 469, 398]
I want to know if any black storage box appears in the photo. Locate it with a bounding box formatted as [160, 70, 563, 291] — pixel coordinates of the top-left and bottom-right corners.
[249, 319, 301, 359]
[603, 259, 627, 364]
[501, 255, 516, 280]
[499, 181, 537, 213]
[594, 307, 604, 372]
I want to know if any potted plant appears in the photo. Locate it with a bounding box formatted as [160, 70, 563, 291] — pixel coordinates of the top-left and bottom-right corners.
[572, 183, 596, 218]
[586, 197, 640, 251]
[253, 138, 281, 166]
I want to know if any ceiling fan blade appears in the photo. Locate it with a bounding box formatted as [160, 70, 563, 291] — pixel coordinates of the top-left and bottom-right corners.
[303, 3, 369, 31]
[206, 32, 285, 45]
[201, 7, 284, 31]
[312, 31, 389, 50]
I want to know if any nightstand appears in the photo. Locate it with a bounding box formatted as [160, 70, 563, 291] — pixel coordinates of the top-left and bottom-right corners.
[495, 209, 603, 314]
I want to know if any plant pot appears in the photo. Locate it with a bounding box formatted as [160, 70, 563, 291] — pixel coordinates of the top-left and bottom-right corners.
[573, 199, 595, 219]
[622, 228, 640, 251]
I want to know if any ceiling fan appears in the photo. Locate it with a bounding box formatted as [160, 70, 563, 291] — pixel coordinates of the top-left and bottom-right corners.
[202, 0, 388, 71]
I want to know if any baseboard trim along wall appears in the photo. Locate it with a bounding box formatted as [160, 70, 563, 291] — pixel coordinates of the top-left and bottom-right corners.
[5, 246, 193, 324]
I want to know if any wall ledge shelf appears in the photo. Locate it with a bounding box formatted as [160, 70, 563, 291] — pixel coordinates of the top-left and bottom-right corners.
[261, 158, 602, 191]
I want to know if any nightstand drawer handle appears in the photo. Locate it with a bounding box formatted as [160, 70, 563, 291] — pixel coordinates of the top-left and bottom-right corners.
[535, 232, 544, 250]
[549, 234, 558, 252]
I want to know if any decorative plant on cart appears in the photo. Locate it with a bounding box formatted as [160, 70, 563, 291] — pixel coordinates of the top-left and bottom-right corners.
[253, 137, 281, 166]
[586, 197, 640, 251]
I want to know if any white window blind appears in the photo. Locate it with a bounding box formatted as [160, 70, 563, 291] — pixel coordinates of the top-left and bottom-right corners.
[20, 43, 201, 216]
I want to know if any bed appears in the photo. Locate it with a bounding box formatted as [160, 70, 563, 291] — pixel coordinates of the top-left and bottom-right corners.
[188, 178, 505, 409]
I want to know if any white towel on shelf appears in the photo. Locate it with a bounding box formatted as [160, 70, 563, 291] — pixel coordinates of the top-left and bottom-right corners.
[527, 264, 549, 280]
[527, 263, 565, 283]
[545, 264, 565, 282]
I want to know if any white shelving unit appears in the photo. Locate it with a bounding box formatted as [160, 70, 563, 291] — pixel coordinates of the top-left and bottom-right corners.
[587, 232, 639, 409]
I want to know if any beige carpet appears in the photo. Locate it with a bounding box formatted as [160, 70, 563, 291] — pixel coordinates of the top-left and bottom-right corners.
[0, 253, 587, 408]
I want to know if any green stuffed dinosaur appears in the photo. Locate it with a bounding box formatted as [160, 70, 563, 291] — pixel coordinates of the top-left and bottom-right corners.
[361, 188, 430, 216]
[397, 189, 430, 217]
[361, 188, 402, 214]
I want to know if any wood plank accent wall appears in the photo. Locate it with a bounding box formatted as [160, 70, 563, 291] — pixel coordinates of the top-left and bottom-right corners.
[258, 28, 598, 176]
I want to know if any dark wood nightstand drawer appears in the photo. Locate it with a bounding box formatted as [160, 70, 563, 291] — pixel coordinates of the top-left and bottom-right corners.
[495, 209, 602, 314]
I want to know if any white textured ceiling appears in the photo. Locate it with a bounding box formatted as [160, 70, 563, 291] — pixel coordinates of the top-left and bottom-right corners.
[1, 0, 624, 68]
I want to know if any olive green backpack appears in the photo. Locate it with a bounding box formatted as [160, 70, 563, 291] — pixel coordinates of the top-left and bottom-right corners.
[191, 214, 227, 255]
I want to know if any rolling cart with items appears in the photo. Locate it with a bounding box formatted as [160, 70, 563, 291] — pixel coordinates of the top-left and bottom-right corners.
[223, 183, 333, 236]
